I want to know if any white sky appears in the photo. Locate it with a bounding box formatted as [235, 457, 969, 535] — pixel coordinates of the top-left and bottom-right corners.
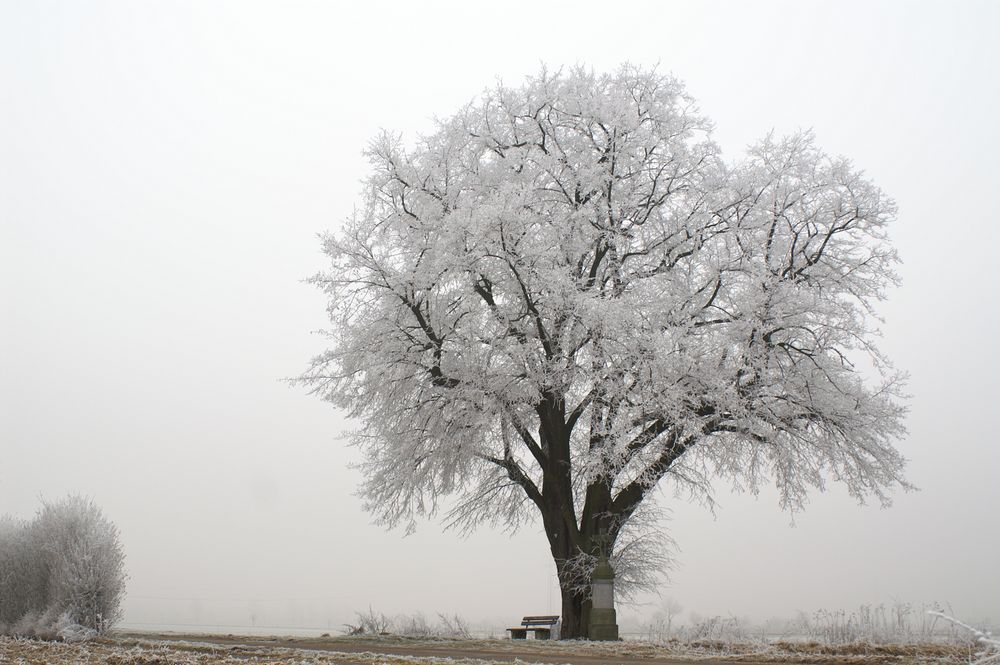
[2, 0, 998, 632]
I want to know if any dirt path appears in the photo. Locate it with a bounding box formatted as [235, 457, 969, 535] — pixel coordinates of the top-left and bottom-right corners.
[115, 631, 807, 665]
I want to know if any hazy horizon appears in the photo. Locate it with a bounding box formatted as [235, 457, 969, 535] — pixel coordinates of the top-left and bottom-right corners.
[3, 0, 998, 633]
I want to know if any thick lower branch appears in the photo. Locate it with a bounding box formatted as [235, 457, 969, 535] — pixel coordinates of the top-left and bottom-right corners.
[480, 454, 543, 510]
[610, 432, 692, 517]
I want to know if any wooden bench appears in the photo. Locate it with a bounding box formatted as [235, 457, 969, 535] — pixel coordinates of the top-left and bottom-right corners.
[507, 615, 560, 640]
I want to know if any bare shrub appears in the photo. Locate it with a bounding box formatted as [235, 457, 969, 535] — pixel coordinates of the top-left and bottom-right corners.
[343, 609, 474, 638]
[436, 613, 471, 638]
[345, 606, 392, 635]
[644, 598, 684, 642]
[395, 612, 434, 637]
[686, 614, 750, 644]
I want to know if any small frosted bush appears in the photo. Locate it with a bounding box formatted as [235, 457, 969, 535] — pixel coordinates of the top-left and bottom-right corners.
[0, 495, 127, 639]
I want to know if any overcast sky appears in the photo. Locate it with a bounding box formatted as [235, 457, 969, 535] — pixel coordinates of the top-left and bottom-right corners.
[2, 0, 998, 633]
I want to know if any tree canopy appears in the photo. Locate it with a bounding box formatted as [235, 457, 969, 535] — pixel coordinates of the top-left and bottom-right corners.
[301, 65, 908, 638]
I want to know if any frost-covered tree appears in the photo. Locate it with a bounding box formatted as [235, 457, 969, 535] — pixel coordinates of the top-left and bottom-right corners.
[0, 496, 127, 638]
[301, 65, 908, 638]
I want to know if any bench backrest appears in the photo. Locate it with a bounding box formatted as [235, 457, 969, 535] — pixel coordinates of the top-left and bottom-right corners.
[521, 615, 560, 627]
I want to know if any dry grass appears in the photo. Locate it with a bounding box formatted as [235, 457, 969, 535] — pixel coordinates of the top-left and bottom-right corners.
[765, 639, 973, 663]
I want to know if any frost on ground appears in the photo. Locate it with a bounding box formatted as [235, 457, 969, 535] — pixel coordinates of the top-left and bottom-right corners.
[0, 637, 502, 665]
[0, 635, 980, 665]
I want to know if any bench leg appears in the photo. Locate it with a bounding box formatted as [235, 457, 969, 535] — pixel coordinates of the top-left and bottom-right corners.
[534, 628, 551, 640]
[509, 629, 527, 640]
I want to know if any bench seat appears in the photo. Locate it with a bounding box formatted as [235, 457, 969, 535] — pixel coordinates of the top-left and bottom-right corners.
[507, 615, 559, 640]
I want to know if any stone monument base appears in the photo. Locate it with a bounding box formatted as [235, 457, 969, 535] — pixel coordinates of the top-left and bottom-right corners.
[588, 607, 619, 641]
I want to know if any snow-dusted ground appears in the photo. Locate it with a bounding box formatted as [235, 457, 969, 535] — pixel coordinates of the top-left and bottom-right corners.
[0, 634, 978, 664]
[0, 637, 503, 665]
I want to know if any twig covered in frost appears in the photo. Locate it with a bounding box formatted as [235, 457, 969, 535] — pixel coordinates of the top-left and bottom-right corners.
[928, 612, 1000, 664]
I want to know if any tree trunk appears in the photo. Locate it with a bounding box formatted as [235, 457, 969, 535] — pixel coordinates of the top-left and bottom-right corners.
[557, 580, 587, 639]
[541, 498, 591, 639]
[535, 398, 623, 640]
[545, 509, 616, 639]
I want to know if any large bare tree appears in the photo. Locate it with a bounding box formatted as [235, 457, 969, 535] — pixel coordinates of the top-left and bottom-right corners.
[301, 65, 908, 638]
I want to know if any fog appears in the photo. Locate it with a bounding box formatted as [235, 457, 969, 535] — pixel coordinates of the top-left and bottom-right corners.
[2, 0, 998, 633]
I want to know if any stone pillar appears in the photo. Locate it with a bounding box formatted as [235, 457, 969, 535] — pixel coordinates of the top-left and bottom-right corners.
[587, 555, 619, 640]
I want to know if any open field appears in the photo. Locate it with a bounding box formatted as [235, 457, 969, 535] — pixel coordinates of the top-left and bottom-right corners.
[0, 633, 978, 665]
